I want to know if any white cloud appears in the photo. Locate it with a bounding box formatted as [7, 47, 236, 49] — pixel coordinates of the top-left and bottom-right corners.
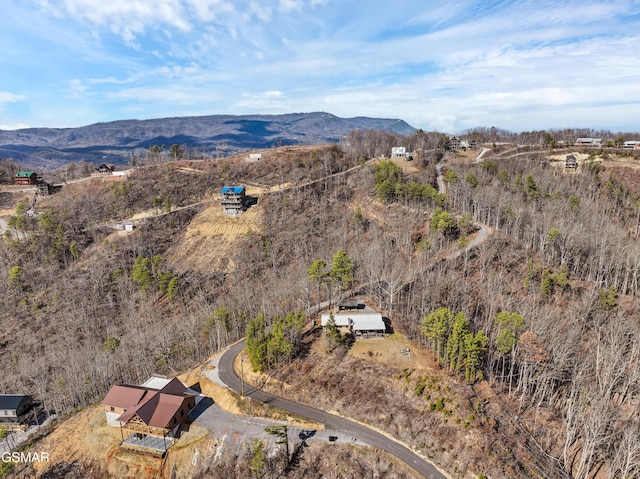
[65, 79, 90, 99]
[0, 92, 25, 104]
[60, 0, 192, 42]
[278, 0, 301, 12]
[3, 0, 640, 131]
[185, 0, 234, 22]
[0, 123, 30, 131]
[235, 90, 291, 111]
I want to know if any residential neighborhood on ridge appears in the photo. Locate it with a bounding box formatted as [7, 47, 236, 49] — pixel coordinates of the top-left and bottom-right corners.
[2, 112, 640, 479]
[3, 0, 640, 476]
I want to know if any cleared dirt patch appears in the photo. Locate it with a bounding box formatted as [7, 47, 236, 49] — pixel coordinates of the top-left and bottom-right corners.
[165, 200, 261, 274]
[348, 333, 437, 371]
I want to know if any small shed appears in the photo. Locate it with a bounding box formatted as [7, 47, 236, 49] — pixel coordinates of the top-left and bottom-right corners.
[245, 153, 262, 163]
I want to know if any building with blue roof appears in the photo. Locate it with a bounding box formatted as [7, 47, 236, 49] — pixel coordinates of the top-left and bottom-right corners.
[221, 186, 246, 216]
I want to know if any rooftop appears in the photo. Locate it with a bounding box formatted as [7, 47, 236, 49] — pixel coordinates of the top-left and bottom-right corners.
[103, 377, 193, 429]
[221, 186, 245, 194]
[320, 312, 385, 331]
[0, 395, 31, 410]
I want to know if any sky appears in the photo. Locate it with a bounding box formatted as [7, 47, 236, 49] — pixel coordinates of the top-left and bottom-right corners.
[2, 0, 640, 133]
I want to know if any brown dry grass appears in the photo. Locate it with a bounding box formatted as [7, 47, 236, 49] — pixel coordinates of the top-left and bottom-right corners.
[447, 149, 479, 163]
[31, 403, 217, 479]
[164, 200, 262, 274]
[32, 406, 125, 476]
[232, 349, 324, 430]
[348, 333, 437, 371]
[368, 156, 420, 174]
[31, 362, 224, 479]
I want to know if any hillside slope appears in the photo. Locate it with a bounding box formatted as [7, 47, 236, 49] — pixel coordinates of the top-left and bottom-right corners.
[3, 144, 640, 478]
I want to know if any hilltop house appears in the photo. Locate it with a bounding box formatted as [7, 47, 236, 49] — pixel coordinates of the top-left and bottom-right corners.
[449, 137, 477, 151]
[391, 147, 409, 158]
[102, 377, 197, 456]
[576, 138, 602, 147]
[221, 186, 246, 216]
[95, 164, 115, 174]
[13, 172, 39, 185]
[0, 395, 34, 426]
[320, 312, 387, 337]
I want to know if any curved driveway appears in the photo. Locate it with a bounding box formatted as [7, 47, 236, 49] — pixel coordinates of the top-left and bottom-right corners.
[218, 340, 447, 479]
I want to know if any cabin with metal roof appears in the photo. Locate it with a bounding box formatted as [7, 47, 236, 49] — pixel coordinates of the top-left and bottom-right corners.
[221, 186, 247, 216]
[95, 163, 115, 174]
[13, 172, 39, 186]
[102, 377, 197, 456]
[320, 312, 387, 337]
[576, 138, 602, 147]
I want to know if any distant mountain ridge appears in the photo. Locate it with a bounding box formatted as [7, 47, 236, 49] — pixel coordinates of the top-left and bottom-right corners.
[0, 112, 416, 169]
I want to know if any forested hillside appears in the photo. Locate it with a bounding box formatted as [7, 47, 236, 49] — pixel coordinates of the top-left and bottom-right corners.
[0, 112, 415, 168]
[1, 136, 640, 478]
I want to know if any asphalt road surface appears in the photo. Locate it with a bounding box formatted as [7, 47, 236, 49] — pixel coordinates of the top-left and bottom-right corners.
[218, 340, 448, 479]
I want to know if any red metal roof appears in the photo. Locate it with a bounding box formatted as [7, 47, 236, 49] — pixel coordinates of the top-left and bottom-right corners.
[102, 385, 148, 409]
[103, 378, 194, 429]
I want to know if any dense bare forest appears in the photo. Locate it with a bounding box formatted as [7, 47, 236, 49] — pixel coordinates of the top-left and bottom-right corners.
[1, 130, 640, 478]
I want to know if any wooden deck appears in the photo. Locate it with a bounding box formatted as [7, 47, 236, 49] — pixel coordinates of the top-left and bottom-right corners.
[121, 433, 175, 457]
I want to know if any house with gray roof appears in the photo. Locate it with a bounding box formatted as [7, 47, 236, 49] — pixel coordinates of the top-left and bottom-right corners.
[0, 395, 33, 425]
[320, 312, 387, 337]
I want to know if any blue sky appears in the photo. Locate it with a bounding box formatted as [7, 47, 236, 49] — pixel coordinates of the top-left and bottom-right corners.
[2, 0, 640, 133]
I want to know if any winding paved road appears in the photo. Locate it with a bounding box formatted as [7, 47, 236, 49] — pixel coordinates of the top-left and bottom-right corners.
[218, 340, 447, 479]
[215, 152, 493, 479]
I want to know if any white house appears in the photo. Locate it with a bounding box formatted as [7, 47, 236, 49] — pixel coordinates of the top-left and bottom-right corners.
[245, 153, 262, 162]
[576, 138, 602, 147]
[391, 147, 409, 158]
